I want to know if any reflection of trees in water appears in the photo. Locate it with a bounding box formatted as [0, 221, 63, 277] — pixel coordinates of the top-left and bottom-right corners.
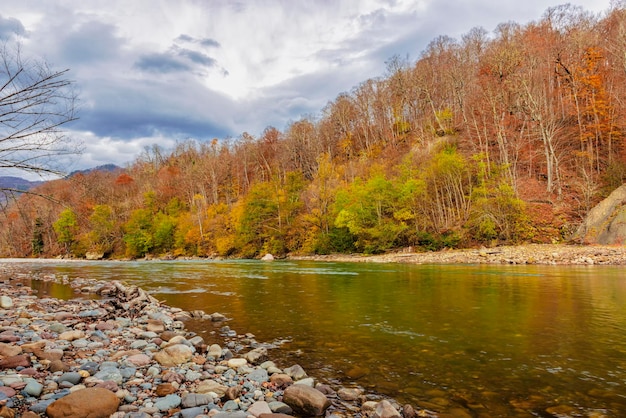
[15, 277, 98, 301]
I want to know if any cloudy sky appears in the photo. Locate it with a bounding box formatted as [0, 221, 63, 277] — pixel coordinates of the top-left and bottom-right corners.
[0, 0, 612, 177]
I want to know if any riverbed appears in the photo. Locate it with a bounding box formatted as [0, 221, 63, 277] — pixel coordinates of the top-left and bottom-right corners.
[2, 258, 626, 417]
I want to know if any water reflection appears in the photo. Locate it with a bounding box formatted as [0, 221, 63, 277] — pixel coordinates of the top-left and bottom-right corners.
[2, 260, 625, 416]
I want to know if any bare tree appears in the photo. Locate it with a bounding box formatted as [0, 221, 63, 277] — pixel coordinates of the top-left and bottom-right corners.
[0, 42, 81, 200]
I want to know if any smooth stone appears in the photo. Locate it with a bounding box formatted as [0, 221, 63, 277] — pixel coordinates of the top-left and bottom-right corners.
[130, 340, 148, 349]
[0, 332, 20, 343]
[20, 341, 46, 353]
[212, 413, 248, 418]
[224, 386, 241, 400]
[260, 361, 275, 369]
[96, 381, 119, 392]
[37, 349, 64, 362]
[283, 384, 331, 416]
[268, 401, 293, 414]
[180, 406, 207, 418]
[185, 370, 202, 381]
[146, 319, 165, 333]
[182, 393, 214, 408]
[223, 400, 239, 411]
[68, 384, 87, 393]
[146, 366, 160, 377]
[283, 364, 307, 380]
[79, 362, 100, 375]
[153, 344, 194, 366]
[16, 317, 31, 326]
[121, 412, 150, 418]
[188, 335, 205, 349]
[24, 379, 44, 397]
[155, 383, 177, 396]
[315, 383, 335, 396]
[125, 353, 151, 367]
[196, 380, 228, 397]
[294, 377, 315, 387]
[269, 374, 293, 388]
[49, 360, 69, 373]
[94, 368, 123, 384]
[48, 323, 68, 333]
[29, 399, 56, 414]
[119, 367, 136, 379]
[45, 387, 120, 418]
[244, 347, 267, 364]
[338, 387, 363, 401]
[374, 400, 402, 418]
[208, 344, 222, 358]
[210, 312, 227, 322]
[71, 339, 89, 348]
[247, 400, 272, 416]
[159, 330, 179, 341]
[0, 386, 17, 398]
[0, 296, 13, 308]
[402, 404, 418, 418]
[79, 309, 104, 318]
[0, 354, 31, 369]
[227, 358, 247, 369]
[99, 361, 119, 369]
[58, 330, 85, 341]
[154, 394, 181, 411]
[58, 372, 82, 385]
[164, 335, 188, 346]
[0, 342, 22, 357]
[246, 368, 269, 383]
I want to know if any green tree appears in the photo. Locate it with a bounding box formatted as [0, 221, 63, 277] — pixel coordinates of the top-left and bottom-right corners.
[153, 212, 176, 253]
[123, 209, 154, 258]
[468, 158, 531, 243]
[53, 208, 78, 254]
[87, 205, 116, 255]
[334, 170, 406, 253]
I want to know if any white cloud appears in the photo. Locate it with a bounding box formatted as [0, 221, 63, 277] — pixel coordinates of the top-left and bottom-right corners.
[0, 0, 613, 176]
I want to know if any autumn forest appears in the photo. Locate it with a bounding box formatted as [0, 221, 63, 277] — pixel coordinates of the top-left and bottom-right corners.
[2, 4, 626, 259]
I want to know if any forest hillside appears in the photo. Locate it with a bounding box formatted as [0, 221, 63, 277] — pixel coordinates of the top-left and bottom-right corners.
[2, 4, 626, 259]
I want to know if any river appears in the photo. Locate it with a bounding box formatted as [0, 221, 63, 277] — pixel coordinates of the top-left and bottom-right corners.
[3, 259, 626, 417]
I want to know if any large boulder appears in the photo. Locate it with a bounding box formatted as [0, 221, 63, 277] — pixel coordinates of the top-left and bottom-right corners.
[282, 384, 331, 416]
[573, 183, 626, 244]
[45, 387, 120, 418]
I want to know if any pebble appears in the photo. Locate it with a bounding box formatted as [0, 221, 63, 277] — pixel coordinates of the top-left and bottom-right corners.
[0, 271, 422, 418]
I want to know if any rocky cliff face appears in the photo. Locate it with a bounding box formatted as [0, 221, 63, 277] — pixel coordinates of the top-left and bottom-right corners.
[573, 184, 626, 245]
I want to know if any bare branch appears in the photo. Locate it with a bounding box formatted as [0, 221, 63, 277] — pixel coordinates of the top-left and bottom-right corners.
[0, 41, 81, 187]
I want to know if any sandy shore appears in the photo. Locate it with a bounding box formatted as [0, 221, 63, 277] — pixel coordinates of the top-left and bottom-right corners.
[289, 244, 626, 265]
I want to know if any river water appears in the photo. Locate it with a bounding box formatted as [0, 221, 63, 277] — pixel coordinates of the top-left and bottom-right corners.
[3, 259, 626, 417]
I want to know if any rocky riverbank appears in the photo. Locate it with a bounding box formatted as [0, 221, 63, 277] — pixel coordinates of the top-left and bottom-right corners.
[289, 244, 626, 265]
[0, 266, 428, 418]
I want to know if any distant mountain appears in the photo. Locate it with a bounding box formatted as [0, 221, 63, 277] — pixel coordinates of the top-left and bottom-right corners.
[0, 176, 44, 191]
[68, 164, 122, 177]
[0, 164, 122, 193]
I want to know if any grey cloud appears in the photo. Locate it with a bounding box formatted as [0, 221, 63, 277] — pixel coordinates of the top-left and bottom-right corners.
[175, 47, 217, 67]
[175, 34, 194, 43]
[175, 34, 221, 48]
[135, 52, 191, 73]
[73, 77, 235, 140]
[135, 48, 219, 73]
[199, 38, 220, 48]
[58, 21, 123, 64]
[0, 14, 25, 39]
